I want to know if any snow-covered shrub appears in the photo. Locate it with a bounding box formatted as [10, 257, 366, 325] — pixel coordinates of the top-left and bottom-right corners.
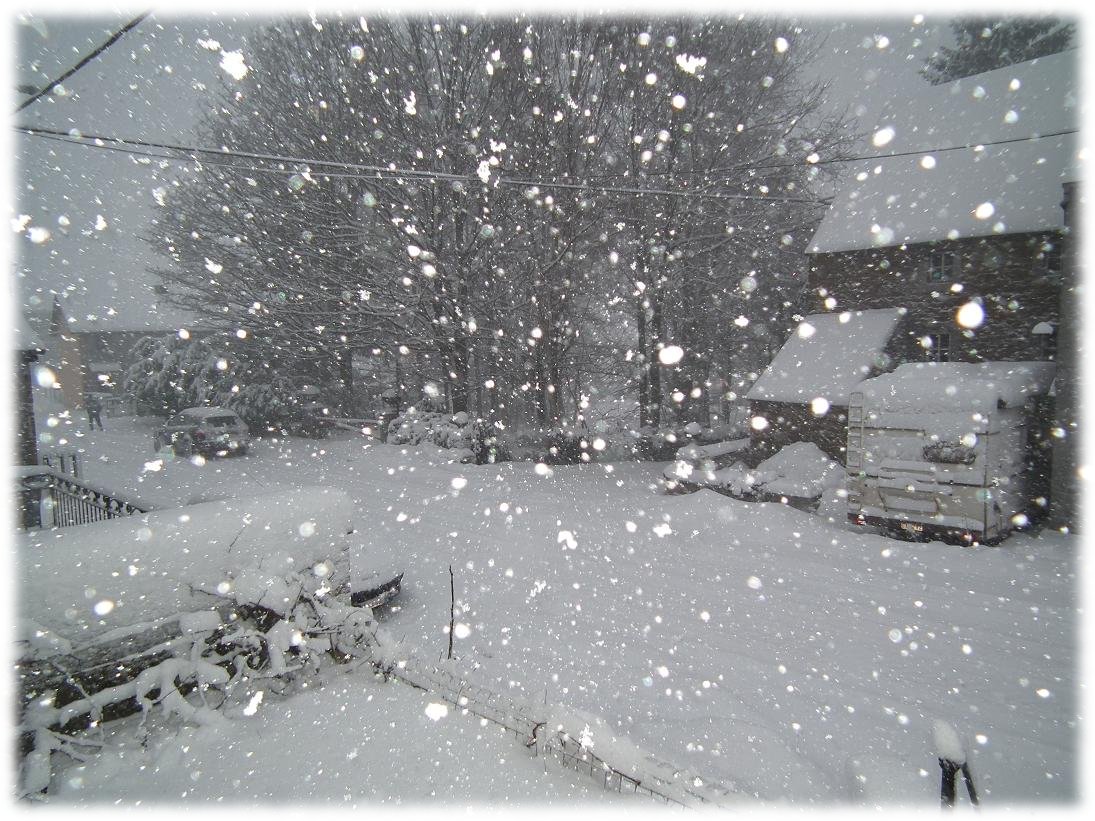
[542, 427, 589, 464]
[664, 440, 844, 509]
[123, 334, 216, 415]
[385, 409, 507, 464]
[218, 378, 294, 433]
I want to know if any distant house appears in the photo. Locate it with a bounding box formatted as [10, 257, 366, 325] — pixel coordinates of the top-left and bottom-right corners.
[24, 298, 87, 412]
[805, 50, 1075, 363]
[22, 292, 194, 414]
[15, 311, 43, 466]
[748, 50, 1078, 465]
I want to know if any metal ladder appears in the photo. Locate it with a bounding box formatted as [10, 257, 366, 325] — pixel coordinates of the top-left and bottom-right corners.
[846, 392, 867, 513]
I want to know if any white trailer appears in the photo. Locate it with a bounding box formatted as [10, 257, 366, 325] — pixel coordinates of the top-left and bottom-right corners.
[846, 362, 1055, 544]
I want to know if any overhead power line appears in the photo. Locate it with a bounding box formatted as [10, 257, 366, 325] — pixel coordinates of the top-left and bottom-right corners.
[575, 127, 1079, 181]
[16, 12, 151, 114]
[16, 121, 1074, 206]
[16, 125, 826, 204]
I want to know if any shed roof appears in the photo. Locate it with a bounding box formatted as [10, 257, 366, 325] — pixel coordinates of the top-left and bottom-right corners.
[746, 308, 902, 406]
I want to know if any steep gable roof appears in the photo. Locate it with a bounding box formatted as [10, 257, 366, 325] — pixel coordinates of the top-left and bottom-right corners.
[746, 308, 902, 406]
[809, 50, 1079, 254]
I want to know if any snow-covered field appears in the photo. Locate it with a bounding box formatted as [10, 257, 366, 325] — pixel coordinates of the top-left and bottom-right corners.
[18, 414, 1080, 807]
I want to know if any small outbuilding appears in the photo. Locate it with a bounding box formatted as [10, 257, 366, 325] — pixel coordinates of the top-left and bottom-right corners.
[745, 308, 902, 461]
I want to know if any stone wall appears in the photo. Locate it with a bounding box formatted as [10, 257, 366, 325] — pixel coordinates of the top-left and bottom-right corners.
[804, 231, 1062, 365]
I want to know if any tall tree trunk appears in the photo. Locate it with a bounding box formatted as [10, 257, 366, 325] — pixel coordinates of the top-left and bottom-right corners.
[446, 339, 469, 415]
[336, 345, 354, 415]
[648, 293, 663, 430]
[637, 292, 650, 430]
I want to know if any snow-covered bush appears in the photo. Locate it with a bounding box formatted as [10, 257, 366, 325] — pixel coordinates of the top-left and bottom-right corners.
[385, 408, 507, 464]
[664, 440, 844, 510]
[219, 378, 294, 433]
[123, 334, 215, 415]
[542, 426, 589, 464]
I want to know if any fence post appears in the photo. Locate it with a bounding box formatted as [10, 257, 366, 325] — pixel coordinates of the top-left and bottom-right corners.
[933, 719, 978, 808]
[961, 761, 980, 806]
[447, 565, 455, 661]
[938, 757, 959, 807]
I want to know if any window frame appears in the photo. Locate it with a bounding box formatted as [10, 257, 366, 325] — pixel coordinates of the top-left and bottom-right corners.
[1038, 241, 1062, 279]
[928, 250, 958, 282]
[924, 332, 951, 362]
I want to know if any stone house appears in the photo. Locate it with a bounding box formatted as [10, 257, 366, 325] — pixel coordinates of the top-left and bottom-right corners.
[748, 50, 1077, 465]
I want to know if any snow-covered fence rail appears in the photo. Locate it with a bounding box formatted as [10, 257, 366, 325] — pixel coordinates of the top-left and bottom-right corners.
[369, 652, 738, 807]
[16, 465, 150, 529]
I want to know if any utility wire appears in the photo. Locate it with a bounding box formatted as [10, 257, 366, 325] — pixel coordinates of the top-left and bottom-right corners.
[17, 120, 1074, 204]
[566, 127, 1080, 181]
[18, 125, 825, 204]
[15, 12, 151, 114]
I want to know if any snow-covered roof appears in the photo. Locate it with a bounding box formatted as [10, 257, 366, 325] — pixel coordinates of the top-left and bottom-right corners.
[14, 311, 43, 351]
[810, 50, 1079, 253]
[855, 361, 1056, 414]
[20, 287, 200, 334]
[179, 406, 240, 419]
[746, 308, 902, 405]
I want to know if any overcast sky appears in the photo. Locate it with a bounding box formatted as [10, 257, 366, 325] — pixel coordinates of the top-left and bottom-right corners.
[4, 5, 1055, 330]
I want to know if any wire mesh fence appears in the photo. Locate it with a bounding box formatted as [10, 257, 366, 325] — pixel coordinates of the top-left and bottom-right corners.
[369, 651, 736, 807]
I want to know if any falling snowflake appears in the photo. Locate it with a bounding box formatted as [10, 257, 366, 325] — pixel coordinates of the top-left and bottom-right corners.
[219, 50, 249, 80]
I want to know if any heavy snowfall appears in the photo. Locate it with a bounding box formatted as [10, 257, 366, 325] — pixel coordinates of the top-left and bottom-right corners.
[9, 9, 1084, 811]
[15, 416, 1079, 806]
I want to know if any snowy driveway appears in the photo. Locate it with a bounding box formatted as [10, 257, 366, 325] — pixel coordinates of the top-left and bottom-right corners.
[60, 416, 1079, 805]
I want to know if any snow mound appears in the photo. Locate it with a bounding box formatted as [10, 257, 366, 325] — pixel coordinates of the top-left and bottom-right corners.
[749, 441, 844, 499]
[17, 487, 365, 647]
[668, 441, 843, 505]
[386, 409, 499, 463]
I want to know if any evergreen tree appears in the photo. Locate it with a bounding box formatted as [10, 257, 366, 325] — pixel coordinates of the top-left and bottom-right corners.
[922, 17, 1074, 84]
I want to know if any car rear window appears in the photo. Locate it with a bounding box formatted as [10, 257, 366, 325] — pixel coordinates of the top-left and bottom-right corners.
[207, 415, 240, 426]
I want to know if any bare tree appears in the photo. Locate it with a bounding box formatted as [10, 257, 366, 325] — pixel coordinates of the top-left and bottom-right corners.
[149, 15, 850, 433]
[602, 18, 851, 428]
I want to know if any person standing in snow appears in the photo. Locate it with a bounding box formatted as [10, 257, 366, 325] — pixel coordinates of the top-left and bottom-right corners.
[85, 393, 104, 431]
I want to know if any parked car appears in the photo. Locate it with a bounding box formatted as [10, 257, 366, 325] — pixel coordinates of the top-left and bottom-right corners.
[286, 401, 334, 438]
[153, 407, 251, 457]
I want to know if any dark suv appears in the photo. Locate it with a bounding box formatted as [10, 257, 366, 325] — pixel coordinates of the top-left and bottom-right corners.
[154, 407, 251, 457]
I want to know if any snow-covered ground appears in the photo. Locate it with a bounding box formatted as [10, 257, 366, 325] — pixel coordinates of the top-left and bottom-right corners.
[20, 413, 1080, 807]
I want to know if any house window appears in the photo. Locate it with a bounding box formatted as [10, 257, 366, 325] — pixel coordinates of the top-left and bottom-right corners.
[1038, 241, 1062, 279]
[928, 250, 958, 282]
[1032, 322, 1057, 360]
[921, 333, 951, 362]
